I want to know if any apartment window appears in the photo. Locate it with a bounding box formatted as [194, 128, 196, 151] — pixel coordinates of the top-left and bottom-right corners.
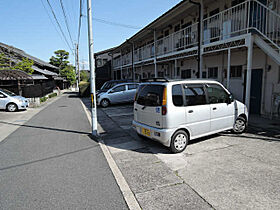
[230, 65, 242, 78]
[202, 72, 207, 78]
[158, 71, 164, 77]
[164, 30, 169, 37]
[174, 24, 180, 32]
[176, 67, 180, 77]
[181, 69, 191, 79]
[208, 67, 218, 78]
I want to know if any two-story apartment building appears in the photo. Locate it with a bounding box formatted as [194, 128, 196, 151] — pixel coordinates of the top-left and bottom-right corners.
[102, 0, 280, 118]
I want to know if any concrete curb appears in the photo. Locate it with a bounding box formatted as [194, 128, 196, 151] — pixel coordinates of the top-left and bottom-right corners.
[80, 100, 141, 210]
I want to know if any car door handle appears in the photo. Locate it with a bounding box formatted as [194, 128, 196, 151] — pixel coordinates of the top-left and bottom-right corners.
[188, 110, 193, 113]
[213, 107, 217, 110]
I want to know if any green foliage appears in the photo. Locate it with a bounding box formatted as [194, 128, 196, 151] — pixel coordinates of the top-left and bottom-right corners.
[49, 50, 70, 70]
[40, 96, 47, 103]
[48, 93, 57, 98]
[60, 65, 76, 85]
[80, 70, 89, 82]
[13, 58, 34, 74]
[0, 53, 11, 69]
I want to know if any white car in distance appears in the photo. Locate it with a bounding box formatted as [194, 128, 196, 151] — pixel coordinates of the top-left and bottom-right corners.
[0, 88, 29, 112]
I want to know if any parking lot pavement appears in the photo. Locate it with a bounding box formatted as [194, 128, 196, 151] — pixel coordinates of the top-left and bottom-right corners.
[84, 101, 280, 210]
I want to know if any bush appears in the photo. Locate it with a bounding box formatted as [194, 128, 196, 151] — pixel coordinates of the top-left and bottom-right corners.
[40, 96, 47, 103]
[48, 93, 57, 98]
[79, 81, 90, 97]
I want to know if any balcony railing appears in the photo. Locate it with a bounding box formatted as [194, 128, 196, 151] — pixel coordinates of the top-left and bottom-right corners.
[113, 0, 280, 68]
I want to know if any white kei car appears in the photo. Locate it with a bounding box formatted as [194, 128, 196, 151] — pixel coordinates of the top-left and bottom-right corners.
[132, 79, 248, 153]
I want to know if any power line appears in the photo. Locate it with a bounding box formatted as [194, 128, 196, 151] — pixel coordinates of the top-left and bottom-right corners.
[77, 0, 84, 45]
[59, 0, 74, 48]
[40, 0, 69, 51]
[92, 18, 142, 29]
[45, 0, 74, 55]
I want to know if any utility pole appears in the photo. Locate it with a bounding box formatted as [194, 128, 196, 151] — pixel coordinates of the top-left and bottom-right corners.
[76, 44, 80, 83]
[87, 0, 98, 136]
[75, 43, 79, 90]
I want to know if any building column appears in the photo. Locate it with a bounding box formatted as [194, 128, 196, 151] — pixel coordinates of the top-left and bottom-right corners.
[141, 64, 143, 80]
[132, 43, 135, 81]
[245, 36, 254, 113]
[154, 29, 157, 78]
[174, 59, 177, 79]
[227, 48, 231, 89]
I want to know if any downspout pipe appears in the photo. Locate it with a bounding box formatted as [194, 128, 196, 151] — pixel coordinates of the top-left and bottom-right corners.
[189, 0, 201, 78]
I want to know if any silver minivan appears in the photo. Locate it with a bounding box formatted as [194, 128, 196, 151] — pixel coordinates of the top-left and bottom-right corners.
[132, 79, 248, 153]
[0, 88, 29, 112]
[97, 83, 139, 108]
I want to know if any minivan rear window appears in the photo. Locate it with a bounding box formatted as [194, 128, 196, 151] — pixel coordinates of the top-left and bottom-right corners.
[136, 85, 164, 106]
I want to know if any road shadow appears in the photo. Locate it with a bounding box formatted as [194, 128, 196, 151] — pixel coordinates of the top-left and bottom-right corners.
[0, 120, 90, 136]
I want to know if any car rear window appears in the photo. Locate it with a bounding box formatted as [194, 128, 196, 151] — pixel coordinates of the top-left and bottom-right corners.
[136, 85, 164, 106]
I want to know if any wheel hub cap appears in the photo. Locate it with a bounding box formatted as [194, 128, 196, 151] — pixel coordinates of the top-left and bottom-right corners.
[174, 134, 187, 151]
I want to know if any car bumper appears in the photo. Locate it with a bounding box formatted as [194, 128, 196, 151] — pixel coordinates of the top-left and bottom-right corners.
[18, 101, 29, 110]
[132, 120, 174, 147]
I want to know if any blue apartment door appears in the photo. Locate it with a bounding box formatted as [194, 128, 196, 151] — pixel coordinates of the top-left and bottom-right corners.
[250, 69, 263, 114]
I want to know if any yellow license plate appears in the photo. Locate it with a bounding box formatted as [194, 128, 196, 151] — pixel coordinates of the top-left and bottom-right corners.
[141, 128, 151, 137]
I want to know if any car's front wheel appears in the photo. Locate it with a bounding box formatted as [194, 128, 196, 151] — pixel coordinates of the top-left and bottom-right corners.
[232, 117, 246, 134]
[100, 99, 110, 108]
[170, 130, 189, 153]
[6, 103, 18, 112]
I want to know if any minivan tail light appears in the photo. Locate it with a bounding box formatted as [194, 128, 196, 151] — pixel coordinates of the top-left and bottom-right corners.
[162, 87, 167, 106]
[162, 106, 167, 115]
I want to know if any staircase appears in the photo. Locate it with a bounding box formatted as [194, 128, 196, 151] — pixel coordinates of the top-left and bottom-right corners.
[250, 0, 280, 65]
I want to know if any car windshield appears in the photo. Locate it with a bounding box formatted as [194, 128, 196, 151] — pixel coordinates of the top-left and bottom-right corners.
[0, 89, 16, 96]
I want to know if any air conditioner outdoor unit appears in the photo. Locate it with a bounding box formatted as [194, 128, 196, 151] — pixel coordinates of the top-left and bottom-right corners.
[223, 19, 232, 40]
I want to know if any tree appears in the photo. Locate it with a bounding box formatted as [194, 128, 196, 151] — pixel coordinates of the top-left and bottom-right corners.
[0, 53, 11, 69]
[49, 50, 69, 70]
[60, 65, 76, 85]
[13, 58, 34, 74]
[80, 70, 89, 82]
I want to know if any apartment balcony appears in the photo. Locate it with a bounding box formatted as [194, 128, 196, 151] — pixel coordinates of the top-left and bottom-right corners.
[113, 0, 280, 68]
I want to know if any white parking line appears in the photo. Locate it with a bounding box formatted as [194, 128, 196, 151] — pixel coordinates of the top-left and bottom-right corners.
[80, 100, 141, 210]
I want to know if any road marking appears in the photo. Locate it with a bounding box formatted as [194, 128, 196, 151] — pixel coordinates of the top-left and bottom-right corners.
[80, 100, 141, 210]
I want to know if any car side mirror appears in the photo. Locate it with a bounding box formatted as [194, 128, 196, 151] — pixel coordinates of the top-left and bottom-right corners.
[0, 94, 6, 98]
[228, 94, 234, 104]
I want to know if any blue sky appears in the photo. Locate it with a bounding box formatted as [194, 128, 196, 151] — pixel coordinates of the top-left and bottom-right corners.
[0, 0, 181, 68]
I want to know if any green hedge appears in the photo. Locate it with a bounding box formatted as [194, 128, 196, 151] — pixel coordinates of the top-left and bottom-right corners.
[40, 96, 47, 103]
[48, 93, 57, 98]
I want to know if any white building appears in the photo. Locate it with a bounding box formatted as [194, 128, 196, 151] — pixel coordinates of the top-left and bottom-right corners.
[105, 0, 280, 118]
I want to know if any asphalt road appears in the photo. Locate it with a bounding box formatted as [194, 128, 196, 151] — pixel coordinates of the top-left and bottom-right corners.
[0, 93, 128, 209]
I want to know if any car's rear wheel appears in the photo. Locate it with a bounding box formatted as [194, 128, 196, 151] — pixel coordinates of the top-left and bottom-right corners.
[170, 130, 189, 153]
[6, 103, 18, 112]
[232, 117, 246, 134]
[100, 99, 110, 108]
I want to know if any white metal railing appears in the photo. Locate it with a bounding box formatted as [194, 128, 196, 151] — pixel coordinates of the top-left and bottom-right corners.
[113, 0, 280, 68]
[203, 1, 248, 44]
[248, 0, 280, 52]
